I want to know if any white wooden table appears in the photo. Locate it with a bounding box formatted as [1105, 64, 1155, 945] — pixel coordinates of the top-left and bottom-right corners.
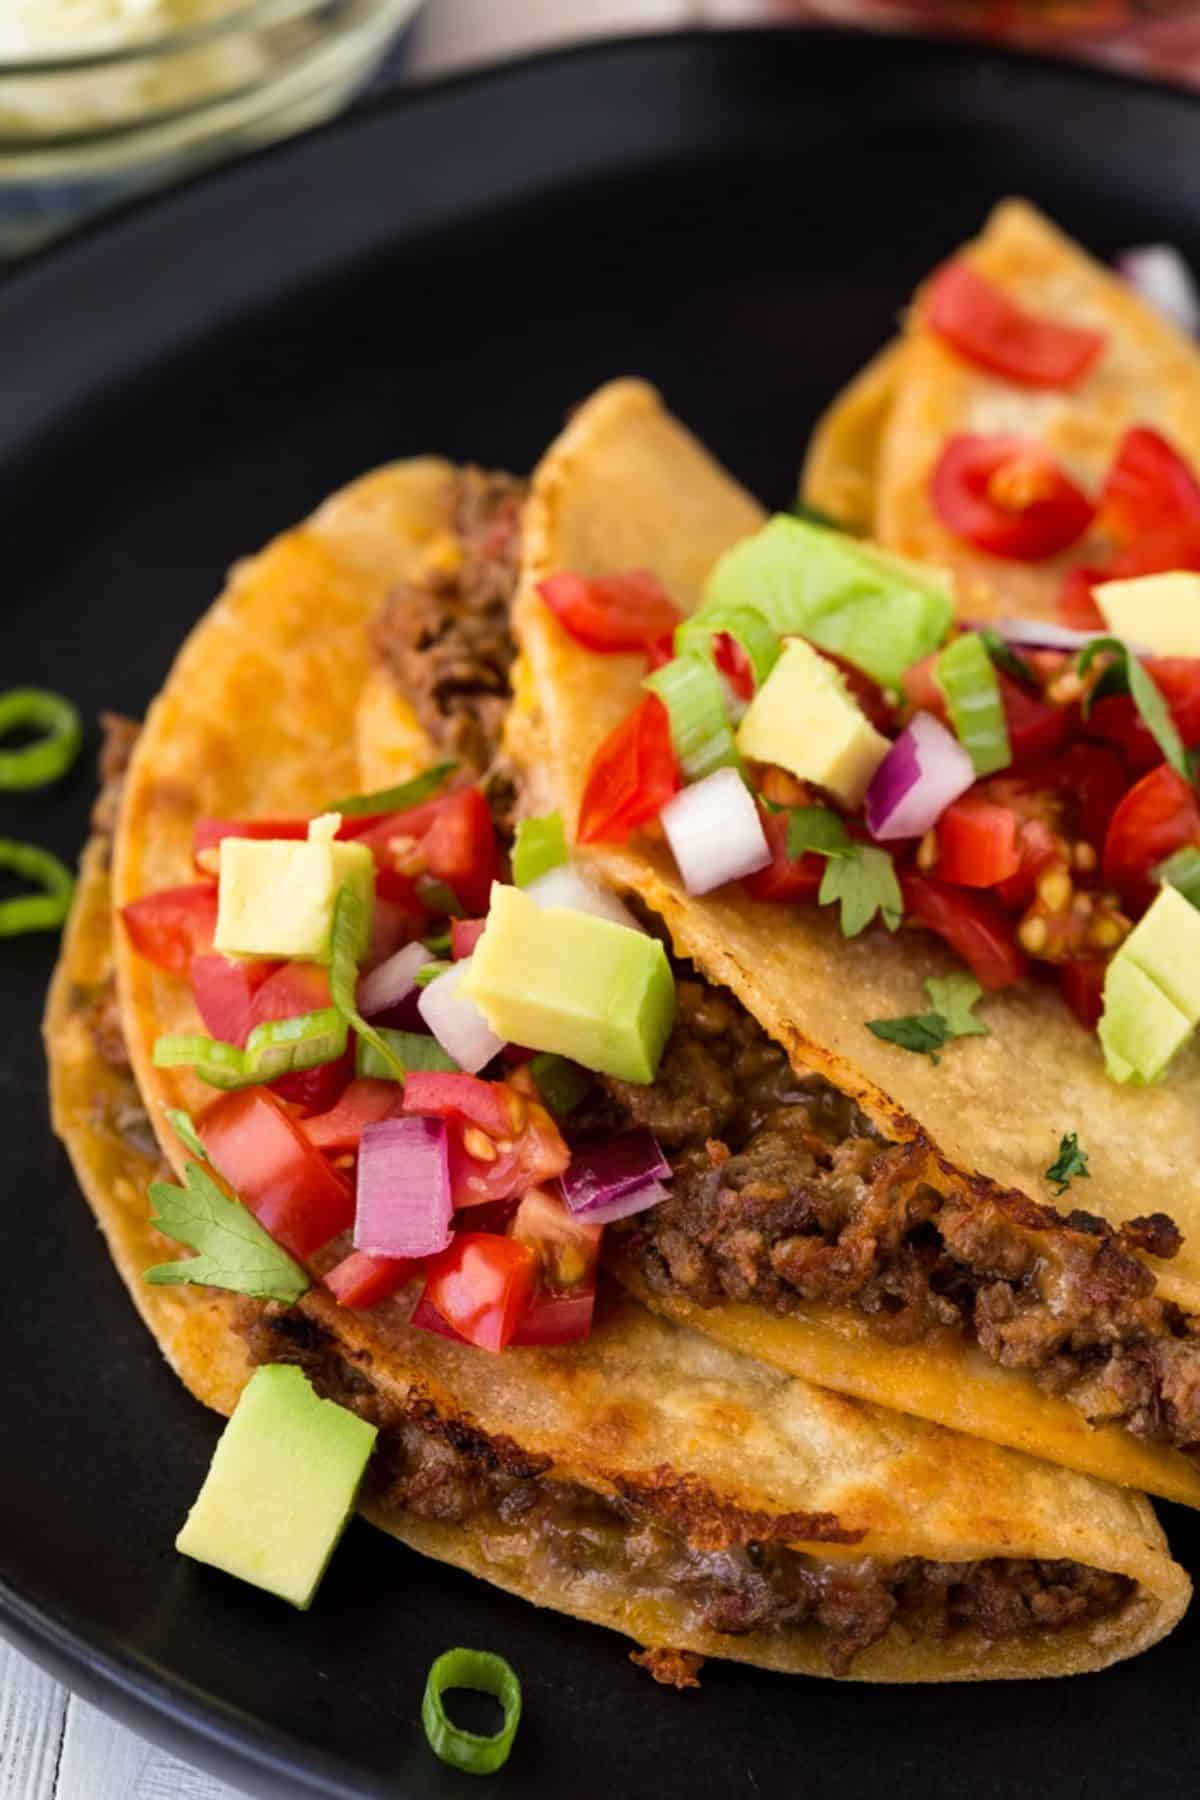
[0, 3, 759, 1795]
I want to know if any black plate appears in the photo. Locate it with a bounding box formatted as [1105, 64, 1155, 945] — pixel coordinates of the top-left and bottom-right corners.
[5, 28, 1200, 1799]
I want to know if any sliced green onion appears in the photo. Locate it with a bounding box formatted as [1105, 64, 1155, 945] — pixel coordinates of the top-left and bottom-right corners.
[934, 634, 1011, 776]
[1078, 639, 1189, 778]
[674, 605, 781, 689]
[415, 877, 465, 918]
[0, 689, 82, 790]
[329, 885, 408, 1082]
[529, 1052, 592, 1119]
[328, 760, 456, 817]
[422, 1649, 522, 1776]
[166, 1108, 208, 1161]
[1156, 845, 1200, 910]
[0, 840, 75, 935]
[512, 812, 568, 888]
[644, 653, 742, 783]
[356, 1029, 458, 1081]
[785, 806, 854, 861]
[422, 931, 453, 958]
[790, 498, 848, 531]
[152, 1008, 347, 1090]
[414, 960, 453, 987]
[978, 627, 1036, 689]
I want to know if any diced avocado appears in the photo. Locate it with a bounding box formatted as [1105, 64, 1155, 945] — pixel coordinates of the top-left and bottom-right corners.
[1118, 885, 1200, 1024]
[702, 514, 954, 689]
[1098, 955, 1193, 1085]
[735, 637, 889, 806]
[175, 1364, 376, 1609]
[215, 816, 374, 963]
[461, 883, 675, 1084]
[1094, 572, 1200, 658]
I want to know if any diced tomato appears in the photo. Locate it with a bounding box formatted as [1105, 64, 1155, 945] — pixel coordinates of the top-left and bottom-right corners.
[451, 917, 487, 959]
[121, 884, 218, 973]
[1107, 518, 1200, 582]
[577, 694, 680, 845]
[345, 787, 499, 918]
[193, 817, 307, 871]
[714, 632, 756, 703]
[420, 1232, 537, 1353]
[269, 1052, 354, 1116]
[931, 435, 1095, 561]
[199, 1087, 354, 1259]
[645, 631, 676, 672]
[925, 260, 1105, 389]
[241, 962, 353, 1112]
[901, 652, 948, 723]
[814, 647, 896, 734]
[900, 872, 1027, 990]
[366, 893, 425, 967]
[998, 669, 1073, 765]
[324, 1249, 417, 1309]
[934, 800, 1020, 887]
[1096, 426, 1200, 545]
[448, 1100, 571, 1210]
[1058, 958, 1109, 1032]
[507, 1186, 601, 1345]
[302, 1079, 404, 1152]
[741, 807, 825, 904]
[992, 814, 1063, 911]
[538, 569, 682, 652]
[1053, 742, 1129, 848]
[403, 1071, 518, 1137]
[189, 953, 280, 1047]
[1057, 565, 1106, 631]
[1103, 763, 1200, 915]
[1086, 659, 1200, 774]
[410, 1288, 468, 1343]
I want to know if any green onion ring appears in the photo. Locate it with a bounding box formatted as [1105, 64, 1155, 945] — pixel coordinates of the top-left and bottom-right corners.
[421, 1648, 522, 1775]
[0, 689, 82, 790]
[0, 840, 75, 936]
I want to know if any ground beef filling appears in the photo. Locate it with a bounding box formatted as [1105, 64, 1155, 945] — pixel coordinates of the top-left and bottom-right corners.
[372, 466, 526, 825]
[588, 980, 1200, 1456]
[243, 1311, 1130, 1676]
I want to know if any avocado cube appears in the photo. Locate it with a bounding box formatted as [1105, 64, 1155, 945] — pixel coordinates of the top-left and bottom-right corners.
[1098, 954, 1193, 1085]
[702, 514, 954, 689]
[1095, 572, 1200, 659]
[1120, 885, 1200, 1024]
[736, 637, 889, 807]
[461, 883, 675, 1084]
[176, 1364, 376, 1609]
[215, 833, 374, 963]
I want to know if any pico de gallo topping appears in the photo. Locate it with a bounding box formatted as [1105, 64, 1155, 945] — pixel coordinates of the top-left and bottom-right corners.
[122, 764, 679, 1349]
[550, 427, 1200, 1088]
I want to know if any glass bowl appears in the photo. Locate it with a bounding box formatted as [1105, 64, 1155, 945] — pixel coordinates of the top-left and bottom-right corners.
[0, 0, 421, 255]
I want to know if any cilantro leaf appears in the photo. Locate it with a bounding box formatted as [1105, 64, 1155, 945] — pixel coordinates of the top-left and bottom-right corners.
[819, 844, 903, 937]
[1046, 1132, 1090, 1198]
[867, 1013, 950, 1062]
[145, 1162, 308, 1303]
[165, 1108, 208, 1162]
[785, 806, 855, 861]
[923, 972, 987, 1038]
[1077, 640, 1188, 778]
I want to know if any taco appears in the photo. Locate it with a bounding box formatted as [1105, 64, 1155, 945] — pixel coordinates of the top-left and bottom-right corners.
[44, 459, 1190, 1681]
[802, 200, 1200, 622]
[512, 373, 1200, 1511]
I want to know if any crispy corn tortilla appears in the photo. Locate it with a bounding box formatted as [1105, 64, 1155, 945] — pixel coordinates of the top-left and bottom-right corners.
[804, 200, 1200, 616]
[42, 836, 1192, 1678]
[514, 377, 1200, 1508]
[43, 461, 1191, 1679]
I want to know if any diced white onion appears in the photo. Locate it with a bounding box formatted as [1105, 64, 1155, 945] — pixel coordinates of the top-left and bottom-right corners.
[525, 863, 645, 932]
[1117, 245, 1200, 336]
[659, 766, 771, 896]
[356, 940, 429, 1020]
[417, 960, 503, 1075]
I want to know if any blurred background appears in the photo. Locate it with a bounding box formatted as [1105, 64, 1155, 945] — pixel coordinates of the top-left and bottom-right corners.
[5, 0, 1200, 259]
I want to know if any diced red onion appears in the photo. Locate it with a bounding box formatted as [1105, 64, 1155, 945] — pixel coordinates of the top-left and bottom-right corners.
[991, 617, 1148, 655]
[864, 710, 974, 842]
[659, 765, 771, 895]
[561, 1129, 670, 1217]
[569, 1176, 669, 1225]
[354, 1116, 452, 1258]
[525, 863, 644, 931]
[417, 959, 504, 1074]
[357, 940, 429, 1020]
[1117, 245, 1200, 336]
